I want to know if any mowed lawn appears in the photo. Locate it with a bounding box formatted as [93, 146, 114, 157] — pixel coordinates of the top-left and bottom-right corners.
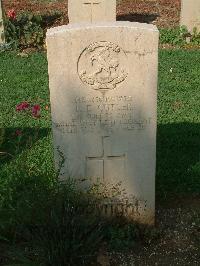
[0, 50, 200, 201]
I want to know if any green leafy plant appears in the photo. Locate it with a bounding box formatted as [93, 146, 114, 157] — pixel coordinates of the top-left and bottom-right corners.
[104, 220, 139, 250]
[33, 182, 104, 266]
[159, 26, 188, 46]
[4, 9, 63, 50]
[159, 26, 200, 47]
[190, 27, 200, 45]
[0, 173, 105, 265]
[4, 12, 44, 49]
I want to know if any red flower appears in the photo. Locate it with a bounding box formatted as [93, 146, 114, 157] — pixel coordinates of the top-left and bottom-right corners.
[7, 9, 16, 20]
[32, 104, 41, 118]
[15, 130, 22, 136]
[16, 102, 30, 112]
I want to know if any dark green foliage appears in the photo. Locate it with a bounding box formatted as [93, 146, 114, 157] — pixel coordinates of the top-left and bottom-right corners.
[104, 220, 139, 250]
[159, 26, 200, 46]
[5, 13, 44, 49]
[4, 11, 62, 50]
[33, 183, 104, 266]
[0, 174, 104, 265]
[159, 26, 188, 46]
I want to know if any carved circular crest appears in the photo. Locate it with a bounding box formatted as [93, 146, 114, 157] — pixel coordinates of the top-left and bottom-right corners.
[78, 41, 128, 92]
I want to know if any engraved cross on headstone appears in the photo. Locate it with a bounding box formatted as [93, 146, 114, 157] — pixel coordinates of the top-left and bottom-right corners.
[83, 0, 101, 23]
[86, 136, 126, 182]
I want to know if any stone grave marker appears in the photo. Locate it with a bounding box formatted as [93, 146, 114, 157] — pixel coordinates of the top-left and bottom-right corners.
[68, 0, 116, 23]
[47, 1, 159, 224]
[180, 0, 200, 32]
[0, 0, 5, 44]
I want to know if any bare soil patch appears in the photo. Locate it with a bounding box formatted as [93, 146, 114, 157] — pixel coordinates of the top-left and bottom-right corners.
[110, 196, 200, 265]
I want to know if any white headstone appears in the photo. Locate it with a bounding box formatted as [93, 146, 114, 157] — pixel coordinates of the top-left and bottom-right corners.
[47, 3, 158, 225]
[180, 0, 200, 31]
[0, 0, 5, 44]
[68, 0, 116, 23]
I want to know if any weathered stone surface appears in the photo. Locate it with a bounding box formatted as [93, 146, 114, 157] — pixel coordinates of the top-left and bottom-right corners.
[0, 0, 5, 44]
[180, 0, 200, 31]
[68, 0, 116, 23]
[47, 22, 158, 224]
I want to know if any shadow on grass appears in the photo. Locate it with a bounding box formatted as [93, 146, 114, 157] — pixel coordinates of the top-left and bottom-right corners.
[0, 123, 200, 198]
[117, 13, 159, 24]
[156, 122, 200, 198]
[0, 127, 51, 165]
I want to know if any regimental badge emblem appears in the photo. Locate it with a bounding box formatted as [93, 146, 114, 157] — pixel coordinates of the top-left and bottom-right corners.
[78, 41, 128, 92]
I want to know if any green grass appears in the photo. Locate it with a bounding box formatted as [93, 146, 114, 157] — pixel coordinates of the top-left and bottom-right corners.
[158, 50, 200, 197]
[0, 52, 55, 215]
[0, 49, 200, 202]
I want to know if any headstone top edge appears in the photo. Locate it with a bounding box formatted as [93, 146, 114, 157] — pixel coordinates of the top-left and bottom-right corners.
[47, 22, 158, 37]
[68, 0, 116, 24]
